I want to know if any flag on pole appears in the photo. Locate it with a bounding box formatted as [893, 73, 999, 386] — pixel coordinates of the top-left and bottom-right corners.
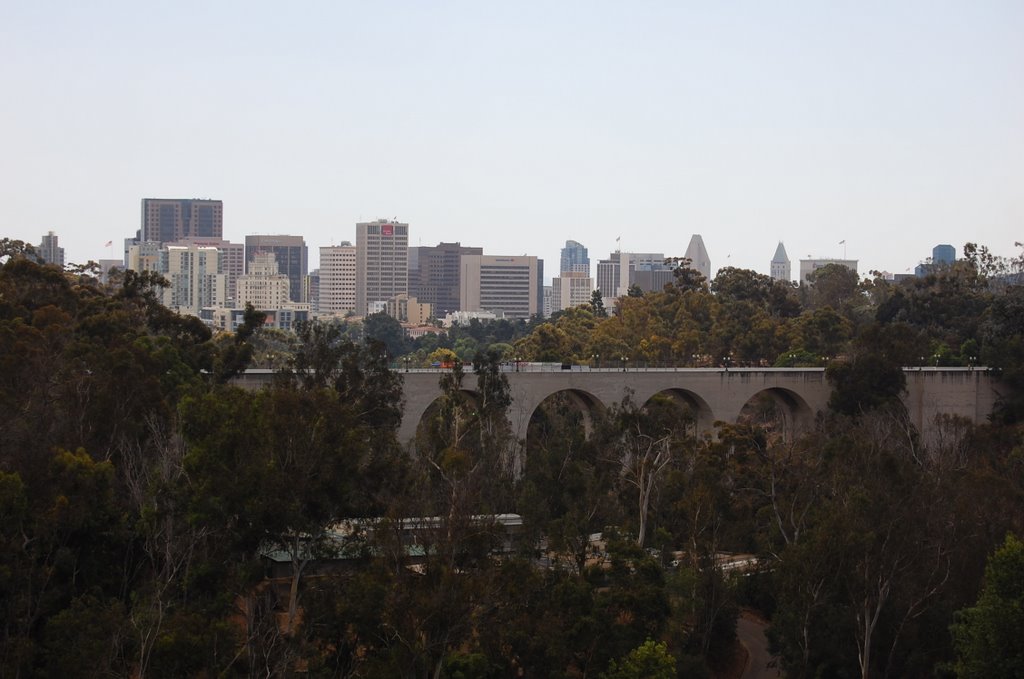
[839, 240, 846, 245]
[104, 240, 113, 247]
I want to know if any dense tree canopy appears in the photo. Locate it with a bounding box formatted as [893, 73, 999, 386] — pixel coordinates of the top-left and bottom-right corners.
[2, 243, 1023, 677]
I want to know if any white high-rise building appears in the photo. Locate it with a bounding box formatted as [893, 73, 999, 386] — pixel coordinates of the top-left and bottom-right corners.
[171, 237, 245, 304]
[356, 219, 409, 316]
[551, 272, 594, 313]
[160, 245, 225, 316]
[771, 242, 791, 282]
[244, 235, 307, 304]
[460, 255, 540, 319]
[237, 252, 290, 310]
[684, 235, 711, 280]
[127, 241, 161, 273]
[318, 242, 357, 316]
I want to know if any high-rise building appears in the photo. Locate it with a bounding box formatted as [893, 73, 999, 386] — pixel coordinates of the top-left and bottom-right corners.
[551, 271, 594, 313]
[159, 245, 225, 316]
[560, 240, 590, 275]
[771, 242, 791, 282]
[408, 242, 483, 317]
[127, 241, 162, 273]
[632, 267, 675, 293]
[596, 251, 671, 300]
[305, 270, 320, 314]
[537, 259, 545, 318]
[37, 231, 65, 267]
[236, 252, 291, 310]
[171, 237, 245, 303]
[460, 255, 540, 319]
[245, 235, 308, 304]
[915, 243, 958, 277]
[684, 235, 711, 280]
[355, 219, 409, 316]
[318, 242, 357, 316]
[141, 199, 223, 244]
[799, 258, 858, 283]
[933, 244, 956, 265]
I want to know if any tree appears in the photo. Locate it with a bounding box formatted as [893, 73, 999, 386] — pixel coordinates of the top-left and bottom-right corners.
[606, 395, 695, 548]
[520, 393, 621, 572]
[591, 289, 608, 317]
[210, 303, 266, 382]
[805, 263, 860, 312]
[712, 267, 775, 306]
[980, 285, 1024, 422]
[951, 533, 1024, 678]
[363, 311, 409, 357]
[826, 323, 916, 416]
[670, 261, 708, 293]
[601, 639, 676, 679]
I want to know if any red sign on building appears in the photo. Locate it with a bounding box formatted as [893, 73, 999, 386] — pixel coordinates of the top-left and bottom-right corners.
[381, 224, 393, 236]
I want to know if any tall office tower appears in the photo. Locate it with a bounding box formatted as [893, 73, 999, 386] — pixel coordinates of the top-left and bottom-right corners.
[595, 257, 619, 299]
[141, 199, 223, 243]
[684, 234, 711, 280]
[305, 270, 320, 314]
[596, 251, 670, 299]
[245, 235, 308, 304]
[542, 285, 553, 318]
[460, 255, 540, 319]
[355, 219, 409, 316]
[236, 252, 290, 309]
[37, 231, 65, 267]
[560, 240, 590, 274]
[770, 242, 791, 282]
[172, 237, 245, 303]
[915, 244, 958, 277]
[537, 259, 544, 318]
[551, 271, 594, 313]
[408, 242, 483, 317]
[159, 245, 226, 316]
[933, 244, 956, 265]
[799, 258, 858, 284]
[318, 242, 357, 316]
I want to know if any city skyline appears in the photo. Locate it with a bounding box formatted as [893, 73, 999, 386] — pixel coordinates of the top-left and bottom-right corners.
[2, 3, 1021, 279]
[18, 216, 1015, 291]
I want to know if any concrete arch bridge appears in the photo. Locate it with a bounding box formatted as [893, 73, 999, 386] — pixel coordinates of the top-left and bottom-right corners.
[398, 366, 1000, 445]
[232, 367, 1001, 446]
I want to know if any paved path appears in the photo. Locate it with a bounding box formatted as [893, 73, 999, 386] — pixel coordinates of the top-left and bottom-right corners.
[737, 612, 781, 679]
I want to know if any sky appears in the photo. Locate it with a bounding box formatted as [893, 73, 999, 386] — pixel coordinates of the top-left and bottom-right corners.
[2, 1, 1022, 281]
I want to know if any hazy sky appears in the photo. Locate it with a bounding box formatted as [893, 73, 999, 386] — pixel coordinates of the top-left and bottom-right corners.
[2, 1, 1022, 281]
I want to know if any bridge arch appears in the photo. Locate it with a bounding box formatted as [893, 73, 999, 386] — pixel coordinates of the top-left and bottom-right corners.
[523, 388, 606, 441]
[737, 387, 816, 436]
[642, 388, 715, 435]
[411, 388, 482, 446]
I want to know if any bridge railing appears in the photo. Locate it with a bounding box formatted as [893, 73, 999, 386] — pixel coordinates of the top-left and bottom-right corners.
[390, 364, 832, 374]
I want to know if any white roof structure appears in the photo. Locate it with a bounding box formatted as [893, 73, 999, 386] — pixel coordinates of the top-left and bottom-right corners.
[684, 234, 711, 280]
